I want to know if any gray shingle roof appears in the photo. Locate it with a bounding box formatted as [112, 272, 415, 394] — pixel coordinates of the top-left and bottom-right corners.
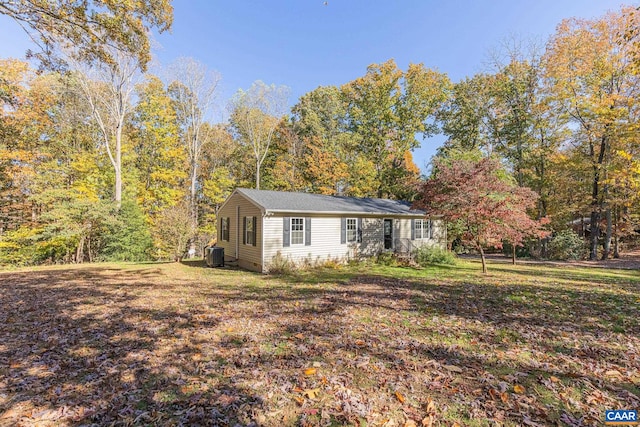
[236, 188, 425, 216]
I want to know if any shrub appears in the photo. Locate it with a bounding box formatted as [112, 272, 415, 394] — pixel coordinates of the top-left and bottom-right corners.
[375, 252, 398, 267]
[100, 200, 153, 262]
[267, 251, 297, 275]
[547, 229, 586, 260]
[413, 246, 457, 266]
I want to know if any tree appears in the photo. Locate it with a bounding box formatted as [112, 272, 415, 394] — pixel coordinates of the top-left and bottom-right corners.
[415, 156, 547, 273]
[168, 58, 220, 235]
[74, 48, 139, 208]
[131, 75, 186, 219]
[342, 60, 450, 198]
[230, 80, 289, 190]
[0, 0, 173, 71]
[544, 7, 640, 260]
[288, 85, 353, 194]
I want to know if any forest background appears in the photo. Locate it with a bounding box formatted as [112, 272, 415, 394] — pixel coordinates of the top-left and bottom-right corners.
[1, 4, 639, 264]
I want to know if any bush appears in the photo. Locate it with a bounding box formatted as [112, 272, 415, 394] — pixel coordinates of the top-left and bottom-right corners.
[547, 229, 586, 260]
[413, 246, 457, 266]
[100, 200, 153, 262]
[375, 252, 398, 267]
[267, 251, 297, 275]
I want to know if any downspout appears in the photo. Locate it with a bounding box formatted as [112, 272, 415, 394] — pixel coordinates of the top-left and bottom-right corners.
[261, 211, 266, 273]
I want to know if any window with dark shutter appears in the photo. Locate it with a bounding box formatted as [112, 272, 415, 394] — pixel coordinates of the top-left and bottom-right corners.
[357, 218, 362, 243]
[340, 217, 346, 244]
[291, 218, 304, 245]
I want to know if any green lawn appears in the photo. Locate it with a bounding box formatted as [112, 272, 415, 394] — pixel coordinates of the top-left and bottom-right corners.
[0, 259, 638, 426]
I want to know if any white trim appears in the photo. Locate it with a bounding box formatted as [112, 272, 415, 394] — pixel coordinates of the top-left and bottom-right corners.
[346, 217, 357, 243]
[290, 217, 305, 245]
[245, 216, 255, 246]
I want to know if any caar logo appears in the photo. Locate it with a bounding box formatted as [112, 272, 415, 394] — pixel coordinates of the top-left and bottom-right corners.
[605, 410, 638, 425]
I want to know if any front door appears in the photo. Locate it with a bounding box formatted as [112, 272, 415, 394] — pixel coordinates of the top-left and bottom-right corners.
[383, 219, 393, 250]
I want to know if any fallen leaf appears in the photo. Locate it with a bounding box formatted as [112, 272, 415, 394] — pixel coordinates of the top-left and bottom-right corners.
[404, 420, 417, 427]
[304, 367, 317, 376]
[421, 414, 434, 427]
[513, 384, 525, 394]
[500, 391, 509, 403]
[395, 391, 405, 403]
[294, 333, 304, 340]
[425, 398, 436, 413]
[443, 365, 463, 373]
[293, 396, 304, 405]
[488, 388, 499, 400]
[550, 376, 560, 383]
[303, 388, 320, 399]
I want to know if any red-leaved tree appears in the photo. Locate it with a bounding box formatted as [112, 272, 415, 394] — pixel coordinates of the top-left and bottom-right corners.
[414, 157, 548, 273]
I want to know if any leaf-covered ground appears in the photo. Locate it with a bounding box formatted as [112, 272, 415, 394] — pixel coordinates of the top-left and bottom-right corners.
[0, 260, 638, 426]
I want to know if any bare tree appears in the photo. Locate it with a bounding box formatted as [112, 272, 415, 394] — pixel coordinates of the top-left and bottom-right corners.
[73, 48, 139, 208]
[167, 58, 221, 234]
[230, 81, 289, 189]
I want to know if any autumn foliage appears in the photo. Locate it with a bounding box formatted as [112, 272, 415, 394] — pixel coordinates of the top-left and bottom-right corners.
[415, 157, 548, 272]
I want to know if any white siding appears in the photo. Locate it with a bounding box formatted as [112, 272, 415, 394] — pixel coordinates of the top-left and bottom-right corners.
[217, 192, 263, 272]
[360, 218, 383, 256]
[263, 215, 351, 269]
[262, 215, 446, 271]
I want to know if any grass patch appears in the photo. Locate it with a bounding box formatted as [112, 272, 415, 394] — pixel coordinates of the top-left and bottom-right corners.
[0, 259, 638, 426]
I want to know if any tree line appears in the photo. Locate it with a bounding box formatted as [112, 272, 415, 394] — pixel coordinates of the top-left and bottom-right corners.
[1, 5, 639, 264]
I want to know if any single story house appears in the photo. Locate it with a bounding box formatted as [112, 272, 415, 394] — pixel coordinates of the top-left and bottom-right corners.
[216, 188, 445, 272]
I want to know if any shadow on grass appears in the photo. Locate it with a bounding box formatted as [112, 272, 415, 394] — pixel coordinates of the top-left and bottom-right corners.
[0, 267, 265, 426]
[1, 262, 638, 425]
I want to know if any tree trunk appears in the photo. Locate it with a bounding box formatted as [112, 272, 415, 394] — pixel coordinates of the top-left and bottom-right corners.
[613, 207, 620, 258]
[602, 208, 612, 260]
[512, 245, 516, 265]
[478, 245, 487, 274]
[76, 235, 85, 264]
[589, 210, 600, 261]
[115, 123, 123, 209]
[255, 159, 261, 190]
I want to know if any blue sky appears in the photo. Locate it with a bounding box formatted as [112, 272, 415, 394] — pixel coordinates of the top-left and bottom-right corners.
[0, 0, 625, 170]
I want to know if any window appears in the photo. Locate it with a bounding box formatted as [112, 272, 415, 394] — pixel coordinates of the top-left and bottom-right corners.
[291, 218, 304, 245]
[245, 217, 254, 245]
[221, 217, 229, 241]
[346, 218, 357, 243]
[415, 219, 424, 239]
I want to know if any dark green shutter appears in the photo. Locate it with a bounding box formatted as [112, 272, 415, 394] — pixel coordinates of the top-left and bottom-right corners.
[252, 216, 257, 247]
[283, 217, 290, 247]
[226, 218, 230, 241]
[357, 218, 362, 243]
[411, 219, 415, 240]
[340, 217, 346, 244]
[243, 217, 246, 245]
[305, 218, 311, 246]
